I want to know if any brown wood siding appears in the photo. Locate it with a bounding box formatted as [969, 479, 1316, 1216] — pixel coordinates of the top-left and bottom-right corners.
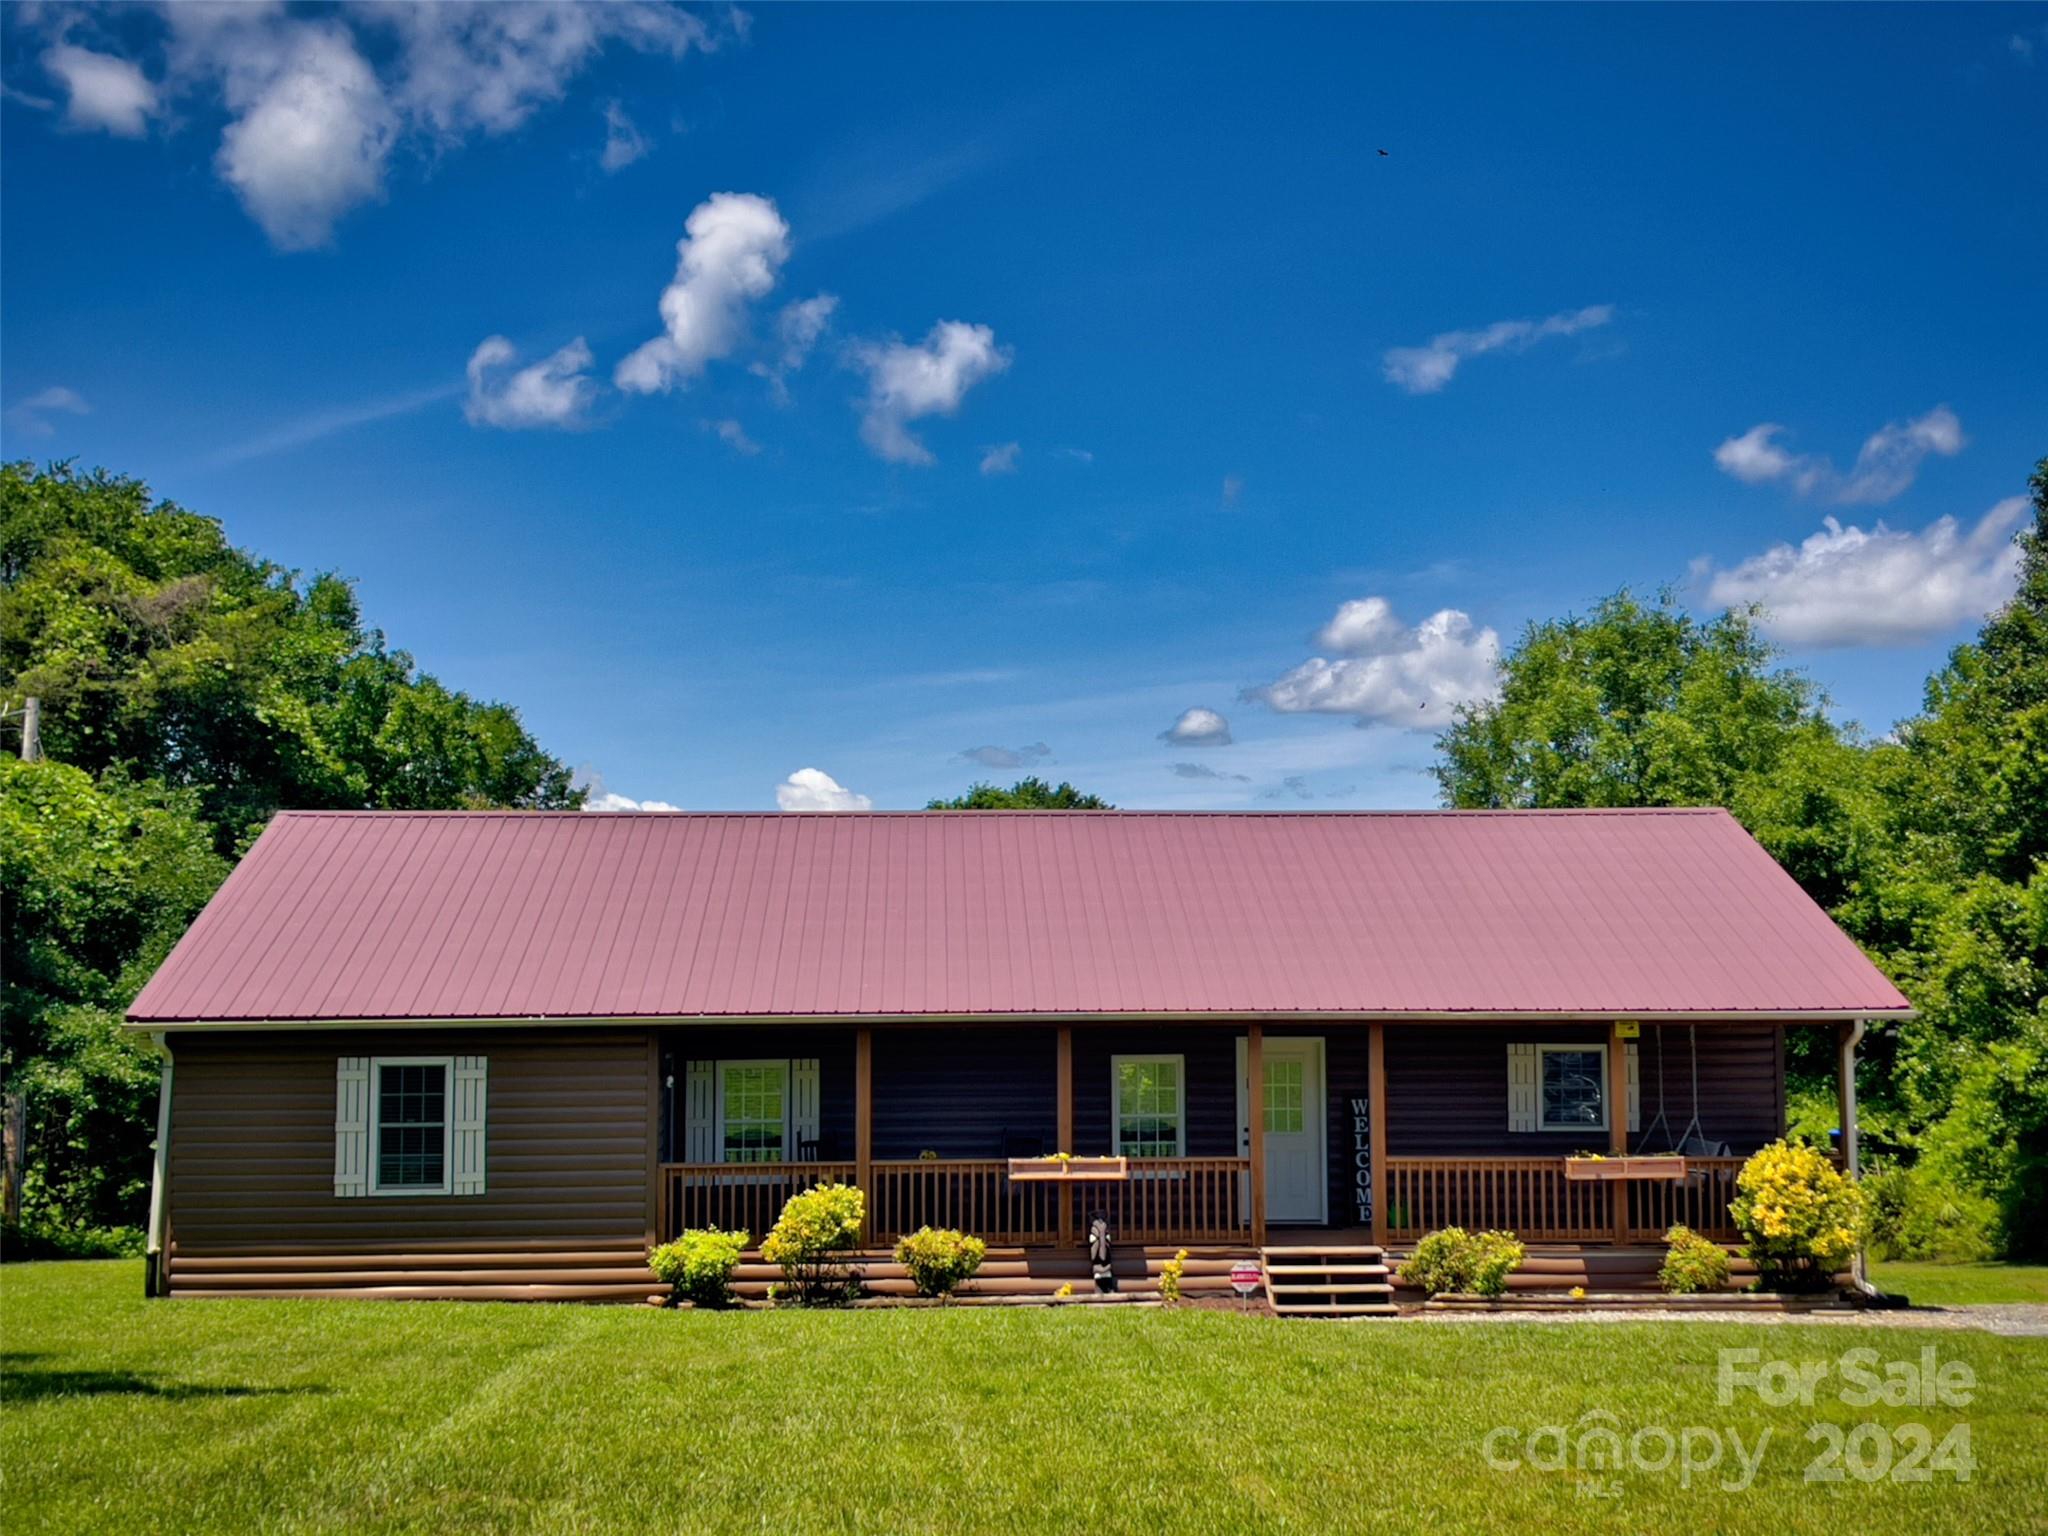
[165, 1028, 655, 1299]
[1383, 1023, 1785, 1158]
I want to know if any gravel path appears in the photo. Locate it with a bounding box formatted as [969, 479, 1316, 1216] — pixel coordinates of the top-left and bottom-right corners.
[1411, 1304, 2048, 1336]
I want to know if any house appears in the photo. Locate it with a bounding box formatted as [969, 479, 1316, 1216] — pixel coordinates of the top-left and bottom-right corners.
[127, 808, 1911, 1303]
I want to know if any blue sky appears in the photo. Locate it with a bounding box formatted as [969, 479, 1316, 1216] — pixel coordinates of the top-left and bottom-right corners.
[5, 3, 2044, 811]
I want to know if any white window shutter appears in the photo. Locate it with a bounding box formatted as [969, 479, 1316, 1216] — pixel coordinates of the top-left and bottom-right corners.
[451, 1055, 488, 1195]
[686, 1060, 715, 1162]
[791, 1058, 820, 1151]
[1507, 1043, 1537, 1133]
[1625, 1042, 1641, 1135]
[334, 1057, 370, 1197]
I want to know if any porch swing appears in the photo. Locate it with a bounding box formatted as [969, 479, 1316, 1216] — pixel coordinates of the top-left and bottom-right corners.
[1637, 1024, 1731, 1160]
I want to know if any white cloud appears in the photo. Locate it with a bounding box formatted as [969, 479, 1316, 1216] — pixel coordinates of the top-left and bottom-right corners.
[1159, 707, 1233, 747]
[1221, 474, 1244, 507]
[707, 417, 761, 455]
[42, 45, 157, 136]
[1712, 406, 1964, 505]
[849, 320, 1011, 465]
[1170, 762, 1248, 783]
[599, 100, 650, 172]
[213, 22, 396, 251]
[979, 441, 1020, 476]
[1245, 598, 1502, 729]
[1052, 446, 1094, 465]
[5, 386, 90, 437]
[616, 192, 791, 394]
[208, 379, 465, 466]
[1700, 497, 2026, 647]
[959, 742, 1050, 769]
[463, 335, 596, 429]
[1382, 304, 1613, 394]
[750, 293, 838, 403]
[576, 769, 679, 812]
[775, 767, 872, 812]
[29, 3, 726, 249]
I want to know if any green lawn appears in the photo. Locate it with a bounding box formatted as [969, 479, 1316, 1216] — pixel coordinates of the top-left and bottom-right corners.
[4, 1262, 2045, 1535]
[1869, 1261, 2048, 1307]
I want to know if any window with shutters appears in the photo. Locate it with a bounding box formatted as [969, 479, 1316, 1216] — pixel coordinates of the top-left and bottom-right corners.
[1537, 1044, 1608, 1132]
[371, 1057, 453, 1194]
[1111, 1055, 1186, 1158]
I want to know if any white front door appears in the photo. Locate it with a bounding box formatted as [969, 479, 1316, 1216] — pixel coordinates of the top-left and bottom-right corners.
[1237, 1036, 1328, 1224]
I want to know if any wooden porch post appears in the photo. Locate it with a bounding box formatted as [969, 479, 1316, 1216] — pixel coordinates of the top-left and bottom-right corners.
[1608, 1019, 1629, 1243]
[1367, 1023, 1387, 1248]
[1247, 1024, 1266, 1248]
[855, 1028, 873, 1242]
[1055, 1026, 1074, 1245]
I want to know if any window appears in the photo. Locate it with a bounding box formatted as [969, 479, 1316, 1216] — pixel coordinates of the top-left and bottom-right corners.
[720, 1062, 787, 1163]
[1263, 1057, 1305, 1134]
[1112, 1055, 1185, 1158]
[372, 1058, 451, 1194]
[1538, 1044, 1608, 1132]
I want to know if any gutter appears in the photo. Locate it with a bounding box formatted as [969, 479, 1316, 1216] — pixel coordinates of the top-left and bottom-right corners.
[1838, 1017, 1882, 1302]
[144, 1033, 173, 1299]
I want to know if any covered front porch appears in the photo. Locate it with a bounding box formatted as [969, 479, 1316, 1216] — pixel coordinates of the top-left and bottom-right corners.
[654, 1017, 1843, 1251]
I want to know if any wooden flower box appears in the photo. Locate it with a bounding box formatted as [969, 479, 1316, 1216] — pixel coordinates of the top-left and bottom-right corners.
[1006, 1156, 1130, 1182]
[1564, 1156, 1690, 1183]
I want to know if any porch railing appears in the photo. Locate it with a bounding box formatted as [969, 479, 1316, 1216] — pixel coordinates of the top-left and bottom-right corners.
[658, 1157, 1249, 1246]
[1382, 1157, 1747, 1243]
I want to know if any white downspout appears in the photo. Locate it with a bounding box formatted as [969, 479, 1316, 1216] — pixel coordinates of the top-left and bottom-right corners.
[1839, 1018, 1879, 1298]
[145, 1033, 174, 1298]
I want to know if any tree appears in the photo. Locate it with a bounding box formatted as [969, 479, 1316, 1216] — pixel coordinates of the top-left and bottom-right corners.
[1, 461, 580, 844]
[926, 777, 1114, 810]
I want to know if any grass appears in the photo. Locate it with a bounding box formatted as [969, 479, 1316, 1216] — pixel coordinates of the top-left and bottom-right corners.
[5, 1262, 2046, 1535]
[1869, 1260, 2048, 1307]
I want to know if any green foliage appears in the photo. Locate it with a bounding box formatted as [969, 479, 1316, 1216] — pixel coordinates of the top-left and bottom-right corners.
[0, 1218, 144, 1261]
[0, 461, 583, 1238]
[925, 777, 1113, 810]
[1730, 1140, 1868, 1290]
[1397, 1227, 1524, 1298]
[647, 1228, 749, 1307]
[1658, 1224, 1733, 1294]
[892, 1226, 987, 1298]
[761, 1182, 866, 1303]
[1159, 1247, 1189, 1304]
[1862, 1163, 1996, 1264]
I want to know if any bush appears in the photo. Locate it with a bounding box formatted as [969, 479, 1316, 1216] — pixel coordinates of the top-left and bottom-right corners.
[761, 1182, 866, 1304]
[1863, 1163, 1996, 1263]
[893, 1226, 986, 1298]
[1659, 1224, 1732, 1294]
[1730, 1139, 1867, 1291]
[1159, 1248, 1189, 1304]
[1397, 1227, 1525, 1298]
[0, 1220, 145, 1262]
[647, 1227, 749, 1307]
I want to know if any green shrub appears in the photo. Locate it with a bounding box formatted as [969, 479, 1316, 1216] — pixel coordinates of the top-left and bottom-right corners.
[1659, 1224, 1732, 1294]
[1159, 1247, 1189, 1304]
[0, 1220, 145, 1263]
[761, 1182, 866, 1304]
[1730, 1139, 1868, 1291]
[1397, 1227, 1525, 1298]
[1863, 1163, 1996, 1263]
[893, 1226, 986, 1298]
[648, 1227, 749, 1307]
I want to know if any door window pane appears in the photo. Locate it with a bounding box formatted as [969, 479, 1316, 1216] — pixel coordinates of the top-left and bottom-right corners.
[1263, 1058, 1305, 1134]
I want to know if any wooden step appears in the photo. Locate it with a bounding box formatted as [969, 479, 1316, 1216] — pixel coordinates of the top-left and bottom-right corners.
[1269, 1301, 1400, 1316]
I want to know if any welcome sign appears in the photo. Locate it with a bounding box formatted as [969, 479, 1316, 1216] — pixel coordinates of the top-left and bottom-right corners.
[1350, 1095, 1373, 1226]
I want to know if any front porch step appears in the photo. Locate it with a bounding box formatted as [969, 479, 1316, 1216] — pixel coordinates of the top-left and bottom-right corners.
[1259, 1245, 1396, 1319]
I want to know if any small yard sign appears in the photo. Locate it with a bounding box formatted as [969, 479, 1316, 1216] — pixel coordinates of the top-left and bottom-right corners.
[1230, 1262, 1263, 1298]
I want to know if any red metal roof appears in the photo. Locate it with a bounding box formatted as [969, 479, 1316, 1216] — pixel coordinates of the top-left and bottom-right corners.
[127, 809, 1912, 1025]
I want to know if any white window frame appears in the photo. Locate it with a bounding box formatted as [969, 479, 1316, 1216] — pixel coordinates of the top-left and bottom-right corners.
[1110, 1053, 1188, 1160]
[1535, 1042, 1609, 1134]
[715, 1058, 791, 1165]
[369, 1055, 455, 1196]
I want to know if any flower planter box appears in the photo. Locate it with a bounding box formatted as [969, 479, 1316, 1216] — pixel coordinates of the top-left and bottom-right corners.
[1564, 1156, 1691, 1183]
[1006, 1156, 1130, 1182]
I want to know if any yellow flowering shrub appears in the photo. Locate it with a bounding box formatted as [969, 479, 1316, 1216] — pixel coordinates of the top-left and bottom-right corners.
[1159, 1248, 1190, 1304]
[1729, 1139, 1866, 1290]
[761, 1182, 866, 1304]
[893, 1226, 986, 1298]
